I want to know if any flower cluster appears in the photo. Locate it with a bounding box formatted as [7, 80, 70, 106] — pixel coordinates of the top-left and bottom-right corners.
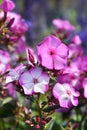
[0, 0, 87, 129]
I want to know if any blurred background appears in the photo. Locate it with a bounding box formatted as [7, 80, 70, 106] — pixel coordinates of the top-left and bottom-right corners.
[12, 0, 87, 46]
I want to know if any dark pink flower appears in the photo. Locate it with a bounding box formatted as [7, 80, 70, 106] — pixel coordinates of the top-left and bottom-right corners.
[6, 12, 28, 35]
[26, 47, 37, 66]
[37, 35, 68, 70]
[53, 83, 80, 108]
[0, 0, 15, 12]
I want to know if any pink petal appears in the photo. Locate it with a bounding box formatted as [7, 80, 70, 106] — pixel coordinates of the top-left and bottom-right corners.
[22, 83, 34, 95]
[53, 83, 66, 98]
[30, 67, 42, 78]
[56, 43, 69, 57]
[34, 83, 48, 94]
[19, 71, 32, 85]
[53, 55, 67, 70]
[38, 72, 49, 84]
[59, 94, 71, 108]
[71, 95, 78, 106]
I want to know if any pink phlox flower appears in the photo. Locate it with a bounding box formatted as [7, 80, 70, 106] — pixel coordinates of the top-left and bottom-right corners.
[6, 12, 28, 35]
[19, 67, 49, 95]
[71, 56, 87, 73]
[16, 36, 26, 54]
[53, 83, 80, 108]
[52, 19, 75, 31]
[59, 61, 82, 91]
[6, 64, 26, 84]
[12, 19, 28, 35]
[68, 44, 83, 58]
[37, 35, 69, 70]
[0, 0, 15, 12]
[0, 50, 11, 74]
[82, 78, 87, 98]
[72, 35, 82, 45]
[26, 47, 37, 66]
[6, 83, 17, 98]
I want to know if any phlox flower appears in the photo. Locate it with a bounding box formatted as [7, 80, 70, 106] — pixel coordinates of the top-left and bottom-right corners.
[72, 35, 82, 45]
[5, 12, 28, 35]
[6, 64, 26, 84]
[26, 47, 37, 66]
[53, 83, 80, 108]
[16, 36, 26, 54]
[37, 35, 68, 70]
[82, 78, 87, 98]
[19, 67, 49, 95]
[68, 44, 83, 58]
[0, 50, 10, 74]
[0, 0, 15, 12]
[52, 19, 75, 31]
[6, 83, 17, 98]
[70, 56, 87, 73]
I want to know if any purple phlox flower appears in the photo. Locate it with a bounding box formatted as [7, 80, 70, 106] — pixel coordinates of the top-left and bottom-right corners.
[6, 83, 17, 98]
[19, 67, 49, 95]
[82, 78, 87, 98]
[12, 19, 28, 35]
[26, 47, 37, 66]
[72, 35, 82, 45]
[6, 12, 28, 35]
[71, 56, 87, 73]
[15, 36, 26, 54]
[53, 83, 80, 108]
[68, 44, 83, 58]
[6, 64, 26, 84]
[37, 35, 69, 70]
[0, 0, 15, 12]
[0, 50, 11, 74]
[52, 19, 75, 31]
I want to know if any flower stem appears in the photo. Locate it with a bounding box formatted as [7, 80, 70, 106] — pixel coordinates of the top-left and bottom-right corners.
[36, 94, 44, 130]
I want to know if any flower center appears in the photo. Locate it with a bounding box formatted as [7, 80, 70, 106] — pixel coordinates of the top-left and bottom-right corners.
[33, 78, 38, 84]
[66, 90, 71, 95]
[49, 50, 55, 56]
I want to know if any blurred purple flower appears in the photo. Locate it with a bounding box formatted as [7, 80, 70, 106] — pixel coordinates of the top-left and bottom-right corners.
[52, 19, 75, 31]
[0, 50, 11, 74]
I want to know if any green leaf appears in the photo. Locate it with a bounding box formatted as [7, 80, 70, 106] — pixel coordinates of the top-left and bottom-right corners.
[2, 97, 13, 105]
[0, 101, 16, 118]
[45, 119, 62, 130]
[43, 105, 60, 112]
[84, 118, 87, 130]
[45, 119, 55, 130]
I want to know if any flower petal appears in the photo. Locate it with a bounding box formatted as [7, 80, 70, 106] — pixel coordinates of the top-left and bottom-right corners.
[71, 95, 78, 106]
[34, 83, 48, 94]
[59, 94, 71, 108]
[22, 83, 34, 95]
[53, 83, 66, 98]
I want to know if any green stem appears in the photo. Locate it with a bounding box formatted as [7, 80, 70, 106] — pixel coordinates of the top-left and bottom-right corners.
[78, 115, 86, 130]
[36, 94, 44, 130]
[0, 119, 5, 130]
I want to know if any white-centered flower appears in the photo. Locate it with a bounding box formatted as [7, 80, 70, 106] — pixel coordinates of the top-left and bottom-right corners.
[19, 67, 49, 95]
